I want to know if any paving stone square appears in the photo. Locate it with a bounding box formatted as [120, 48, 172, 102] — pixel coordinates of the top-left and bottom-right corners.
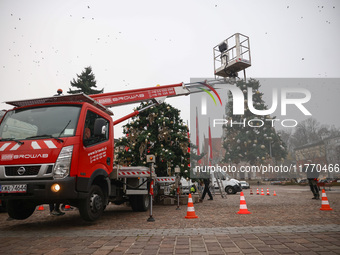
[0, 185, 340, 254]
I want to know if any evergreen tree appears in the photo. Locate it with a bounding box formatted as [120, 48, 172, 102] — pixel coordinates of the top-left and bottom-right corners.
[115, 102, 190, 177]
[223, 79, 287, 165]
[68, 66, 103, 95]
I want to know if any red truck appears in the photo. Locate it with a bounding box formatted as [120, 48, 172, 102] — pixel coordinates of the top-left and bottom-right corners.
[0, 82, 215, 221]
[0, 33, 252, 221]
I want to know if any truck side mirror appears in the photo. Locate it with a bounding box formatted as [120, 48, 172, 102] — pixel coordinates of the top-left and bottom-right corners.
[93, 118, 107, 137]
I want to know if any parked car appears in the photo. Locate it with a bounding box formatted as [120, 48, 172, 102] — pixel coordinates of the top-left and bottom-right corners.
[317, 179, 333, 188]
[240, 181, 250, 189]
[270, 180, 282, 185]
[211, 175, 242, 194]
[318, 179, 330, 184]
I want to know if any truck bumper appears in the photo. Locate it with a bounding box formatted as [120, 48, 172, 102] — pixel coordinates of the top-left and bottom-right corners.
[0, 177, 85, 203]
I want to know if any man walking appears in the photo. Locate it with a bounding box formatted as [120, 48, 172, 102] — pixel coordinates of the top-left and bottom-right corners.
[200, 177, 213, 201]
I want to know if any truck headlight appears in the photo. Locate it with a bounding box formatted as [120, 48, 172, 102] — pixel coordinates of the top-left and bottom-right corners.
[53, 145, 73, 179]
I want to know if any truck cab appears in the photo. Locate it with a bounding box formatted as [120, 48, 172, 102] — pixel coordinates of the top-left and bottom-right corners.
[0, 94, 117, 221]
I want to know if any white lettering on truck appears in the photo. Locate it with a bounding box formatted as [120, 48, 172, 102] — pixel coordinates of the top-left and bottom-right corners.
[13, 154, 49, 159]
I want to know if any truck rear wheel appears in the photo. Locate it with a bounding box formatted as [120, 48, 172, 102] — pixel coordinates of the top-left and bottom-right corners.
[79, 185, 104, 221]
[7, 200, 35, 220]
[225, 186, 235, 195]
[130, 195, 149, 212]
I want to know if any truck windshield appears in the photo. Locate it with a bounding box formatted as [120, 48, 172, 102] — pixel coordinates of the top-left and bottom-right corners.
[0, 105, 81, 140]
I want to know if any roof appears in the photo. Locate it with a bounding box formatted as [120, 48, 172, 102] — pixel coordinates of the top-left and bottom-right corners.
[323, 135, 340, 141]
[5, 93, 113, 115]
[294, 140, 324, 151]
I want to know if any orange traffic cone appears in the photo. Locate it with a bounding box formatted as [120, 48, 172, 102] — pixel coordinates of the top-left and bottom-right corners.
[273, 190, 277, 196]
[37, 205, 44, 211]
[64, 204, 72, 211]
[261, 188, 264, 196]
[266, 188, 270, 196]
[237, 191, 251, 214]
[320, 189, 333, 211]
[256, 188, 259, 195]
[185, 194, 199, 219]
[250, 189, 253, 195]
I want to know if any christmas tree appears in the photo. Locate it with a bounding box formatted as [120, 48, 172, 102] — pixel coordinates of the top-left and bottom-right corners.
[223, 79, 287, 165]
[115, 102, 190, 177]
[68, 66, 103, 95]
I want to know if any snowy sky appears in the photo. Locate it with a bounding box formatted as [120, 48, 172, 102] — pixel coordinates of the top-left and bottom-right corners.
[0, 0, 339, 138]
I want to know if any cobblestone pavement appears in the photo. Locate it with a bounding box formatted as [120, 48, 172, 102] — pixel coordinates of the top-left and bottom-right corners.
[0, 185, 340, 254]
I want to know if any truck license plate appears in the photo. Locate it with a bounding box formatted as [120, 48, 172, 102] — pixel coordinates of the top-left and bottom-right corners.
[0, 184, 27, 193]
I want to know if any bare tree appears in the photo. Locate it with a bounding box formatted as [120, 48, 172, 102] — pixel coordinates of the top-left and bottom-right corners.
[291, 118, 327, 148]
[289, 117, 340, 152]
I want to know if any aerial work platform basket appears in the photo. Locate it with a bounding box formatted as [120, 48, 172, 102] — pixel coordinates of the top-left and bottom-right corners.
[213, 33, 251, 78]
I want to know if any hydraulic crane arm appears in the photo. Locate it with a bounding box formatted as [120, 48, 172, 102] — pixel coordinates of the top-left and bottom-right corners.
[112, 103, 156, 125]
[89, 79, 227, 108]
[89, 82, 189, 107]
[94, 79, 228, 125]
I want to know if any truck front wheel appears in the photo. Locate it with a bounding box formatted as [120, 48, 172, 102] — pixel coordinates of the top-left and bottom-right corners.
[130, 195, 149, 212]
[79, 185, 104, 221]
[225, 186, 235, 195]
[7, 200, 35, 220]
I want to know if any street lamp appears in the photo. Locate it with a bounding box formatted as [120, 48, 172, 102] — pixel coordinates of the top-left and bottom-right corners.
[175, 165, 181, 210]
